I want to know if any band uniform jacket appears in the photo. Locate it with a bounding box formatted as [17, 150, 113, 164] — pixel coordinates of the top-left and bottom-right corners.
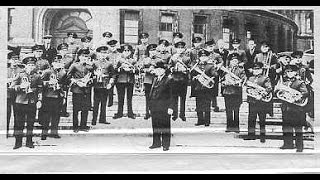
[11, 69, 42, 105]
[169, 52, 191, 82]
[190, 60, 219, 98]
[36, 58, 50, 72]
[43, 46, 57, 64]
[246, 74, 272, 104]
[149, 74, 174, 113]
[208, 52, 224, 96]
[65, 41, 80, 60]
[244, 49, 260, 73]
[254, 51, 278, 85]
[221, 65, 246, 96]
[92, 58, 116, 88]
[189, 46, 204, 63]
[107, 50, 122, 69]
[115, 56, 137, 84]
[280, 77, 309, 113]
[227, 49, 248, 65]
[41, 68, 67, 98]
[7, 65, 19, 99]
[133, 43, 148, 62]
[214, 48, 229, 67]
[142, 56, 158, 84]
[67, 62, 93, 94]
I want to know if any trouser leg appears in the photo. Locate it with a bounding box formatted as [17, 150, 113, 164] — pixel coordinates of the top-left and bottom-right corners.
[160, 113, 171, 148]
[233, 106, 240, 131]
[172, 95, 179, 117]
[258, 112, 267, 136]
[225, 96, 233, 129]
[180, 94, 186, 117]
[80, 111, 89, 129]
[61, 89, 68, 114]
[294, 125, 304, 151]
[282, 111, 294, 147]
[127, 83, 134, 115]
[144, 84, 152, 115]
[26, 105, 36, 146]
[13, 104, 26, 145]
[204, 111, 211, 125]
[73, 110, 79, 130]
[248, 103, 257, 135]
[92, 88, 101, 123]
[151, 113, 161, 146]
[116, 84, 125, 115]
[99, 89, 107, 122]
[107, 87, 114, 107]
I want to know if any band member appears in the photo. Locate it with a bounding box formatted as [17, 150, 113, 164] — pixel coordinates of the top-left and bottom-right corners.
[79, 36, 95, 54]
[169, 41, 191, 121]
[279, 64, 309, 152]
[134, 32, 149, 63]
[91, 46, 116, 125]
[98, 31, 113, 48]
[254, 41, 278, 116]
[65, 32, 80, 61]
[67, 49, 94, 132]
[57, 43, 74, 117]
[190, 36, 204, 63]
[40, 56, 68, 140]
[11, 56, 42, 149]
[42, 35, 57, 65]
[221, 53, 246, 133]
[141, 44, 158, 120]
[149, 61, 174, 151]
[191, 49, 219, 127]
[205, 39, 224, 112]
[7, 51, 22, 138]
[214, 39, 229, 67]
[168, 32, 184, 55]
[245, 62, 272, 142]
[32, 44, 50, 71]
[113, 44, 137, 119]
[244, 38, 260, 77]
[157, 39, 171, 67]
[227, 38, 247, 65]
[106, 39, 121, 107]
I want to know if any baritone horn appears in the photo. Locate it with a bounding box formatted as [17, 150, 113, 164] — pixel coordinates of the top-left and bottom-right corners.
[190, 62, 215, 89]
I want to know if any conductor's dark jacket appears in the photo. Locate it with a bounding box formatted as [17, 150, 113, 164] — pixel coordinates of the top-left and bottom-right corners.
[149, 75, 174, 113]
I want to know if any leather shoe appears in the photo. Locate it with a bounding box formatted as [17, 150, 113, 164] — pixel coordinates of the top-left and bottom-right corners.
[73, 128, 79, 133]
[213, 107, 219, 112]
[41, 135, 47, 140]
[163, 147, 169, 151]
[51, 134, 61, 139]
[296, 149, 303, 152]
[205, 124, 210, 127]
[79, 127, 90, 132]
[179, 116, 186, 121]
[99, 121, 111, 125]
[149, 145, 161, 149]
[60, 112, 70, 117]
[128, 114, 136, 119]
[280, 145, 295, 150]
[195, 123, 204, 126]
[113, 114, 123, 119]
[144, 114, 151, 120]
[91, 121, 97, 126]
[172, 116, 178, 121]
[26, 143, 35, 149]
[13, 144, 22, 150]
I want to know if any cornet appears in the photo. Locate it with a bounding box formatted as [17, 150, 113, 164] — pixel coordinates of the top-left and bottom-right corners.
[20, 76, 33, 94]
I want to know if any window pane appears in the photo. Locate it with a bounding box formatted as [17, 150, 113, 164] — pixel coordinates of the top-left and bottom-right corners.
[124, 27, 139, 36]
[124, 11, 139, 21]
[194, 15, 207, 24]
[161, 15, 173, 23]
[167, 23, 172, 31]
[125, 20, 139, 28]
[160, 23, 167, 31]
[125, 35, 138, 44]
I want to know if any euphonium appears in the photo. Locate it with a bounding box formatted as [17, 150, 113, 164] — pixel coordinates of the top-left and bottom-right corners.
[244, 80, 273, 102]
[274, 80, 308, 107]
[119, 60, 135, 72]
[71, 72, 93, 87]
[219, 66, 242, 86]
[190, 63, 215, 89]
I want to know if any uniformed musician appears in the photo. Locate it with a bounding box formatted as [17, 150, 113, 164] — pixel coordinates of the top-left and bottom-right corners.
[91, 46, 116, 125]
[113, 44, 137, 119]
[141, 44, 158, 120]
[191, 49, 219, 127]
[148, 61, 174, 151]
[157, 39, 171, 66]
[190, 36, 204, 63]
[42, 34, 57, 65]
[205, 39, 224, 112]
[134, 32, 149, 63]
[214, 39, 229, 67]
[11, 56, 43, 149]
[245, 62, 272, 142]
[168, 32, 183, 55]
[244, 38, 260, 77]
[67, 49, 94, 132]
[40, 55, 68, 140]
[56, 43, 74, 117]
[227, 38, 247, 66]
[65, 32, 80, 61]
[279, 64, 309, 152]
[97, 31, 113, 48]
[221, 53, 246, 133]
[169, 41, 191, 121]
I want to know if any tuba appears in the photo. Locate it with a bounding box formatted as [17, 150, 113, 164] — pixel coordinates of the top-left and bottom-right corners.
[274, 77, 308, 107]
[190, 62, 215, 89]
[244, 79, 273, 102]
[219, 66, 242, 86]
[71, 72, 93, 88]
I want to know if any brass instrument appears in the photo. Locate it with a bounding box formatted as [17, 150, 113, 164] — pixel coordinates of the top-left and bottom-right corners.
[171, 54, 189, 73]
[274, 77, 308, 107]
[119, 60, 135, 72]
[219, 66, 242, 86]
[94, 67, 104, 83]
[244, 79, 273, 102]
[190, 62, 215, 89]
[44, 73, 60, 91]
[70, 72, 93, 88]
[20, 76, 33, 94]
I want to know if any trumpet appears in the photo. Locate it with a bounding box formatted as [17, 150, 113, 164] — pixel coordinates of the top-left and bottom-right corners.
[274, 77, 308, 107]
[190, 62, 215, 89]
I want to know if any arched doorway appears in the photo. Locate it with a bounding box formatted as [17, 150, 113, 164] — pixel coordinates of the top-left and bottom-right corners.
[40, 8, 94, 48]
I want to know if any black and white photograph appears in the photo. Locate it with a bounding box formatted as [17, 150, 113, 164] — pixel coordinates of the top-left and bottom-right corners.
[0, 6, 319, 173]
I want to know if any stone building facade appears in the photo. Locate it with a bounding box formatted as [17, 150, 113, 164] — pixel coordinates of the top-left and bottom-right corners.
[7, 7, 300, 53]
